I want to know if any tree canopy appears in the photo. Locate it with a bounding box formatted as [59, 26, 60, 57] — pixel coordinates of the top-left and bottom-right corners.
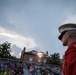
[46, 53, 61, 65]
[0, 41, 11, 58]
[0, 41, 19, 60]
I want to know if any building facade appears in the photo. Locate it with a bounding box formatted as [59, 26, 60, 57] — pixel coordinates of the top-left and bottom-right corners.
[20, 47, 48, 65]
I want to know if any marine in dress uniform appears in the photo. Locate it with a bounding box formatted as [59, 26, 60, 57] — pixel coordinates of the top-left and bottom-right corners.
[58, 23, 76, 75]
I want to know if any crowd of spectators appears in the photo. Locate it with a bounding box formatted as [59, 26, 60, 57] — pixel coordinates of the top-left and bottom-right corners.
[0, 58, 62, 75]
[26, 63, 62, 75]
[0, 58, 24, 75]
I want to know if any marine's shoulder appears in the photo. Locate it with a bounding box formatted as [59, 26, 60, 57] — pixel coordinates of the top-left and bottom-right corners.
[65, 44, 76, 55]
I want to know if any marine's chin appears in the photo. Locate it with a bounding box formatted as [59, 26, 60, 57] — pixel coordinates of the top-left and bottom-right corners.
[63, 43, 67, 46]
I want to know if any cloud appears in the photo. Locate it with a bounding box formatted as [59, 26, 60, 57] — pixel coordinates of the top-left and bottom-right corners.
[11, 45, 22, 58]
[0, 26, 40, 57]
[0, 26, 17, 38]
[10, 51, 15, 56]
[64, 15, 76, 24]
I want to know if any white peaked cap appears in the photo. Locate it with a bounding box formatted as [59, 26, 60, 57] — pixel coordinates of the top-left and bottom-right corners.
[58, 23, 76, 33]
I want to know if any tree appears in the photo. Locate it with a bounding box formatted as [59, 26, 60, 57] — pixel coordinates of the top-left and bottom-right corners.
[0, 41, 11, 58]
[46, 56, 51, 64]
[50, 53, 61, 65]
[46, 53, 61, 66]
[0, 41, 20, 60]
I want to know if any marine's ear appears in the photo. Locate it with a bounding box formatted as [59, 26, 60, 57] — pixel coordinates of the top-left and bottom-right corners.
[67, 31, 71, 38]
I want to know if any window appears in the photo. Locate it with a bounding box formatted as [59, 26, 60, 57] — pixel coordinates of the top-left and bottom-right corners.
[38, 59, 41, 62]
[29, 57, 33, 62]
[44, 59, 46, 63]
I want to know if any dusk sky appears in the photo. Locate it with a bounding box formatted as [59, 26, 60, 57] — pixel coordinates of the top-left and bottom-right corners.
[0, 0, 76, 58]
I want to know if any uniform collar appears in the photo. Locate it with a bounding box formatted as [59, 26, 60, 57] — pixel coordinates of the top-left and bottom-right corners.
[68, 42, 76, 47]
